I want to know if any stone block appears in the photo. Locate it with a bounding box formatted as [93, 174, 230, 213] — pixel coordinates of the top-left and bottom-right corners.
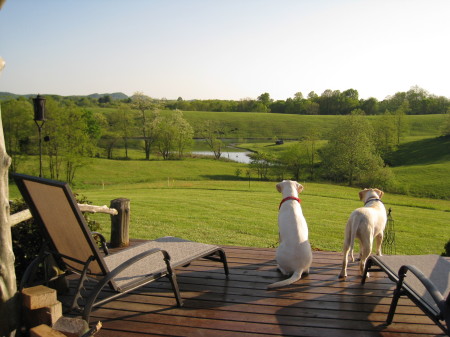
[30, 324, 66, 337]
[22, 285, 57, 310]
[24, 301, 63, 327]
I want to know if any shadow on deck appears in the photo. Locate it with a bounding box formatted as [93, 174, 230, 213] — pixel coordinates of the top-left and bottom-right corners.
[60, 246, 445, 336]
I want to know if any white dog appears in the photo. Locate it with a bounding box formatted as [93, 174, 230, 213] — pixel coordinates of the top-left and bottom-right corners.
[339, 188, 387, 279]
[267, 180, 313, 289]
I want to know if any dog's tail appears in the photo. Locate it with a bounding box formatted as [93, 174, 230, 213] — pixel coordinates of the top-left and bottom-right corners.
[267, 269, 303, 289]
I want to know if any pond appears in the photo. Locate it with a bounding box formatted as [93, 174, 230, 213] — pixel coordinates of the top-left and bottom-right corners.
[192, 151, 252, 164]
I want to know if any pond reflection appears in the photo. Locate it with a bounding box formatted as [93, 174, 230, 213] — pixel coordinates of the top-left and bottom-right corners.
[192, 151, 251, 164]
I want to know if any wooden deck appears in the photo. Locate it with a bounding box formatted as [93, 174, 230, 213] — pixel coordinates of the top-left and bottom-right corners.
[63, 246, 446, 336]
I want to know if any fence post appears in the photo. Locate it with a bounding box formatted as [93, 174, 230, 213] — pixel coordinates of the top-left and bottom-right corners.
[109, 198, 130, 248]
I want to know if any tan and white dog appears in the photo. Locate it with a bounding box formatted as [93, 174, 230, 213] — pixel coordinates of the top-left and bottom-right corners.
[268, 180, 313, 289]
[339, 188, 387, 279]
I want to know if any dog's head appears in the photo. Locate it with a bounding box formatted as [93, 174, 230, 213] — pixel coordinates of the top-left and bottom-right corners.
[359, 188, 384, 203]
[276, 180, 304, 195]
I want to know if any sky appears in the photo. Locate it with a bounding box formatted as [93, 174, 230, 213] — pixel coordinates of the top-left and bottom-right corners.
[0, 0, 449, 101]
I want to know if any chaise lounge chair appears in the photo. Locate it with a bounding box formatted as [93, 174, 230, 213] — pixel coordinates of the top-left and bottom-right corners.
[362, 254, 450, 335]
[14, 173, 229, 322]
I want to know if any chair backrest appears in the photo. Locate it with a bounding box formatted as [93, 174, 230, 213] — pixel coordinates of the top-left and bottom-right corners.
[13, 173, 108, 277]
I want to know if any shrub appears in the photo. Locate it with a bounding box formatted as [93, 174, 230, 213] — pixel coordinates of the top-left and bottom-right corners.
[11, 195, 101, 284]
[442, 239, 450, 257]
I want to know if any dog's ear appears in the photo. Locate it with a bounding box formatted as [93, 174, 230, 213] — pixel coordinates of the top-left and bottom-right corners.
[276, 182, 282, 193]
[374, 188, 384, 199]
[297, 183, 304, 194]
[359, 190, 366, 201]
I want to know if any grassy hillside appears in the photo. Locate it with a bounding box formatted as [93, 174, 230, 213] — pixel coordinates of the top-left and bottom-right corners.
[9, 157, 450, 255]
[389, 136, 450, 165]
[91, 108, 447, 140]
[185, 111, 447, 139]
[387, 136, 450, 199]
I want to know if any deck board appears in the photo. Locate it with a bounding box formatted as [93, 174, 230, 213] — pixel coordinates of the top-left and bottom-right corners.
[60, 245, 446, 336]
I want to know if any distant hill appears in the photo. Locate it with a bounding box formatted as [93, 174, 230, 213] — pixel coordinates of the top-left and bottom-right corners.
[0, 92, 129, 101]
[86, 92, 129, 100]
[0, 92, 29, 100]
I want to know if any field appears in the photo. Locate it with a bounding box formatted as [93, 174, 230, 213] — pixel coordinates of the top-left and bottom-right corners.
[9, 156, 450, 256]
[94, 108, 448, 139]
[8, 113, 450, 256]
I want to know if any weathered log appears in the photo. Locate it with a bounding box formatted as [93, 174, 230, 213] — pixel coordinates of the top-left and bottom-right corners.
[9, 204, 118, 227]
[9, 208, 32, 227]
[109, 198, 130, 248]
[78, 204, 118, 216]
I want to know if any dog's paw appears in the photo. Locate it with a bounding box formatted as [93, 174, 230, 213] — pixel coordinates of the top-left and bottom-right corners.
[338, 273, 347, 279]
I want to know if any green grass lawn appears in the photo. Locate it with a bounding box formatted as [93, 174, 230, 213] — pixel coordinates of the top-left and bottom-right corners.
[66, 180, 450, 256]
[11, 157, 449, 256]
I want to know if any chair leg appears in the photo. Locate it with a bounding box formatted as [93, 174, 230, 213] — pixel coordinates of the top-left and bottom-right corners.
[162, 251, 183, 307]
[387, 268, 407, 325]
[218, 249, 229, 276]
[361, 258, 373, 285]
[203, 249, 229, 276]
[167, 272, 183, 307]
[69, 256, 95, 312]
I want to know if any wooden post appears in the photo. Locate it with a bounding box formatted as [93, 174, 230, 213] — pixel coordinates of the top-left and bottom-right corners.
[109, 198, 130, 248]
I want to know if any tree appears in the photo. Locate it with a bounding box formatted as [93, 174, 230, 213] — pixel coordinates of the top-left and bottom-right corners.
[361, 97, 379, 115]
[249, 151, 275, 180]
[294, 92, 304, 100]
[279, 142, 306, 181]
[406, 86, 428, 115]
[319, 110, 384, 186]
[340, 89, 360, 115]
[0, 104, 19, 337]
[393, 101, 410, 145]
[1, 5, 20, 335]
[372, 110, 397, 160]
[97, 111, 119, 159]
[98, 95, 112, 105]
[303, 128, 320, 179]
[43, 98, 65, 179]
[441, 108, 450, 137]
[1, 99, 34, 172]
[154, 111, 193, 160]
[307, 91, 318, 100]
[131, 92, 160, 160]
[257, 92, 272, 110]
[116, 104, 135, 159]
[199, 120, 226, 159]
[155, 116, 173, 160]
[172, 111, 193, 158]
[64, 106, 93, 183]
[303, 100, 319, 115]
[43, 98, 93, 183]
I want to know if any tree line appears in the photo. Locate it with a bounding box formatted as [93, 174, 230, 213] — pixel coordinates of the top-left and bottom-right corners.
[2, 85, 449, 115]
[169, 86, 449, 115]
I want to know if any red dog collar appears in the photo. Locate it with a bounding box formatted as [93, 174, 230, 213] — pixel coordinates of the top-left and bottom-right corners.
[279, 196, 301, 209]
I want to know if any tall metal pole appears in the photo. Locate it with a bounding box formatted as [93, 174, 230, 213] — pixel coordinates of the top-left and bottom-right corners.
[35, 121, 44, 177]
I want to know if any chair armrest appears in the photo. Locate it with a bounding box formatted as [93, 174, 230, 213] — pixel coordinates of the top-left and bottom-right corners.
[399, 264, 446, 313]
[91, 232, 109, 255]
